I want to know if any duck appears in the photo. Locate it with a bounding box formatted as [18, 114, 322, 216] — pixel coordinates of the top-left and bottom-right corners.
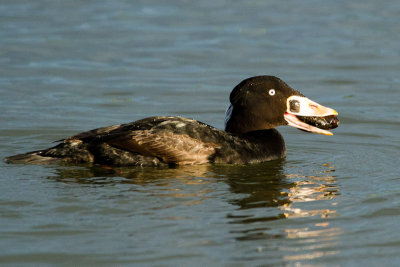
[4, 75, 339, 166]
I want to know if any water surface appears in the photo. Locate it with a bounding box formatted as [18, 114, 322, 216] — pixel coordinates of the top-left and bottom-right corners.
[1, 0, 400, 266]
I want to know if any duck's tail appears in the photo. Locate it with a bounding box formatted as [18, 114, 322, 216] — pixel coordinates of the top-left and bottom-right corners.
[4, 139, 95, 165]
[4, 150, 61, 165]
[4, 140, 168, 167]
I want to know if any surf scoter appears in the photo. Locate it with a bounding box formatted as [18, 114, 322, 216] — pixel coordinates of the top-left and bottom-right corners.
[4, 76, 339, 166]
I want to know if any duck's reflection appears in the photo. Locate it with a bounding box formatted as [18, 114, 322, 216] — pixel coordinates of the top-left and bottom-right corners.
[222, 161, 341, 247]
[47, 161, 339, 217]
[46, 160, 341, 255]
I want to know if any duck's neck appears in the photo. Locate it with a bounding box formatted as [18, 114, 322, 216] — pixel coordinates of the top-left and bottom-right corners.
[224, 104, 277, 134]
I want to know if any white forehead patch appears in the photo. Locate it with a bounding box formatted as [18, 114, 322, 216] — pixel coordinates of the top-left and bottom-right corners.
[224, 104, 233, 127]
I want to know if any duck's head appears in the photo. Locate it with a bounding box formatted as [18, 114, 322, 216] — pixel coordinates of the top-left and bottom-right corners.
[224, 76, 339, 135]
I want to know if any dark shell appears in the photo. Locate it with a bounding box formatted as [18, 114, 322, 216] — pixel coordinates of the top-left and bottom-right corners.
[298, 115, 339, 130]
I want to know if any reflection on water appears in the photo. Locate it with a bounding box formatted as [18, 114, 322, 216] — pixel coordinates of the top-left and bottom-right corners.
[47, 161, 340, 219]
[282, 163, 339, 219]
[223, 161, 342, 262]
[279, 163, 342, 262]
[46, 160, 342, 262]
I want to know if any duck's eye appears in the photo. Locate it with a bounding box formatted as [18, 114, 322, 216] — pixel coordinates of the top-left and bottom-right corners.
[268, 89, 276, 96]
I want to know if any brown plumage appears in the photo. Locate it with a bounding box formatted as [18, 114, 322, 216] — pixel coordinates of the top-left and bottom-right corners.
[109, 130, 219, 165]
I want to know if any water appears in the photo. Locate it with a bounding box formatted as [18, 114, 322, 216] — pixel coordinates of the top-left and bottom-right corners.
[1, 0, 400, 266]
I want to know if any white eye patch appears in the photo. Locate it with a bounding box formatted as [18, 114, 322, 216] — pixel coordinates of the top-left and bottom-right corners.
[268, 89, 275, 96]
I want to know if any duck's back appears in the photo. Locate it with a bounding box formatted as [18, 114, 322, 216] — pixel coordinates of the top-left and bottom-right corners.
[5, 116, 286, 166]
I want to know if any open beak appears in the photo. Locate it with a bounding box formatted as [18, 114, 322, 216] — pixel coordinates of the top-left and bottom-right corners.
[284, 96, 339, 135]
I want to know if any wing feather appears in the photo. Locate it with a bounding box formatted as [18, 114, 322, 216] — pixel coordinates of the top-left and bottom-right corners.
[108, 130, 219, 165]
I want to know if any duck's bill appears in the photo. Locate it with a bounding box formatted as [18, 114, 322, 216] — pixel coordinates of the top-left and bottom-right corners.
[284, 96, 339, 136]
